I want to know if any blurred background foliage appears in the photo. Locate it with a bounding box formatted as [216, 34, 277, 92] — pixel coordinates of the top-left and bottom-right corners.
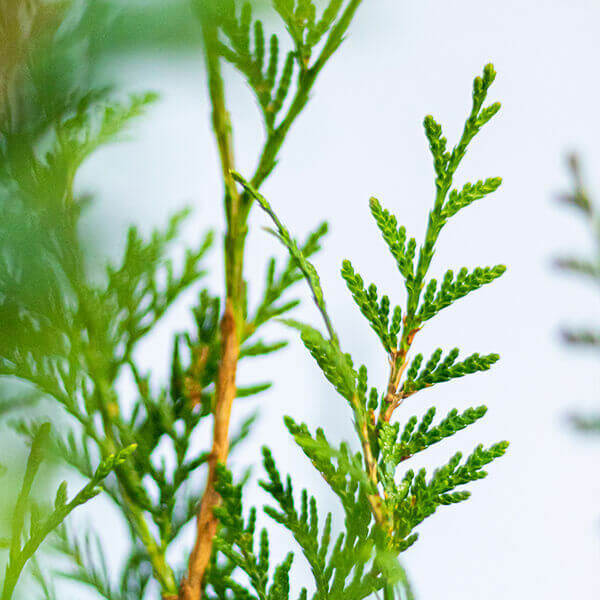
[0, 1, 284, 594]
[0, 0, 201, 403]
[0, 0, 273, 314]
[0, 0, 212, 590]
[0, 0, 204, 340]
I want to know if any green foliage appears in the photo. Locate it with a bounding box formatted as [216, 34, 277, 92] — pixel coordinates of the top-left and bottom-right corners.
[212, 458, 398, 600]
[379, 406, 489, 462]
[0, 424, 135, 600]
[103, 209, 214, 364]
[378, 440, 508, 552]
[213, 0, 360, 135]
[215, 0, 297, 132]
[49, 525, 133, 600]
[249, 221, 328, 332]
[0, 2, 511, 599]
[233, 172, 337, 342]
[234, 64, 508, 597]
[341, 261, 400, 353]
[281, 321, 355, 402]
[201, 0, 364, 186]
[402, 348, 499, 395]
[260, 447, 388, 600]
[368, 198, 417, 283]
[417, 265, 506, 322]
[1, 1, 356, 596]
[211, 465, 295, 600]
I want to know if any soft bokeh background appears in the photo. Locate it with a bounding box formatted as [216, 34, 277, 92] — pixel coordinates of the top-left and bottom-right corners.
[7, 0, 600, 598]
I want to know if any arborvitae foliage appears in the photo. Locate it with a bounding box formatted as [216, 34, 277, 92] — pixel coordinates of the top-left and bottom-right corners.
[557, 155, 600, 432]
[0, 0, 367, 598]
[232, 64, 508, 598]
[0, 424, 135, 600]
[0, 1, 509, 599]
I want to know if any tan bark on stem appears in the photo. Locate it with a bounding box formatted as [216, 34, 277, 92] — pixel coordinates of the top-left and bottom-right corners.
[180, 302, 240, 600]
[380, 327, 420, 423]
[179, 8, 245, 597]
[179, 4, 367, 596]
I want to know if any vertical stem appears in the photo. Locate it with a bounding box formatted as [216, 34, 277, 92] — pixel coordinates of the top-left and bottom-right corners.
[384, 585, 396, 600]
[180, 6, 245, 599]
[180, 3, 367, 597]
[181, 303, 239, 600]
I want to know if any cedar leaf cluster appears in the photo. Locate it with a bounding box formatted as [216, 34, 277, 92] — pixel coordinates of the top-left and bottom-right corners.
[0, 2, 509, 599]
[231, 63, 508, 598]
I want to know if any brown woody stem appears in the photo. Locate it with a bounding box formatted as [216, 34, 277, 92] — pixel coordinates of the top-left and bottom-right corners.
[180, 303, 239, 600]
[181, 3, 367, 596]
[180, 8, 245, 599]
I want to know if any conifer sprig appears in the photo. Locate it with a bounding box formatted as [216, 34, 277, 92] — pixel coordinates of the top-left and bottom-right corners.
[249, 222, 328, 332]
[232, 171, 337, 343]
[0, 424, 136, 600]
[2, 85, 245, 597]
[50, 525, 130, 600]
[233, 64, 508, 598]
[206, 0, 364, 188]
[211, 465, 296, 600]
[0, 3, 512, 599]
[183, 2, 365, 597]
[374, 64, 504, 424]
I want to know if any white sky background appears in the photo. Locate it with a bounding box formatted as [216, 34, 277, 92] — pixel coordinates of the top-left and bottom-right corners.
[78, 0, 600, 598]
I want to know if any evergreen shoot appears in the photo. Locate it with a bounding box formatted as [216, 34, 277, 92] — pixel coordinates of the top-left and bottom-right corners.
[232, 63, 508, 599]
[0, 2, 509, 600]
[0, 424, 136, 600]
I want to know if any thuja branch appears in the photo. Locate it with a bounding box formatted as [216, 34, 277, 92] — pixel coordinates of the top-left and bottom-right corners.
[62, 177, 180, 596]
[375, 64, 503, 425]
[0, 5, 513, 597]
[249, 0, 364, 189]
[1, 424, 136, 600]
[234, 171, 389, 534]
[180, 9, 242, 600]
[233, 174, 387, 526]
[233, 64, 508, 599]
[182, 2, 365, 597]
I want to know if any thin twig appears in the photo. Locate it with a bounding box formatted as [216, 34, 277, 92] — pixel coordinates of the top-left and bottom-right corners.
[182, 3, 366, 597]
[180, 8, 243, 599]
